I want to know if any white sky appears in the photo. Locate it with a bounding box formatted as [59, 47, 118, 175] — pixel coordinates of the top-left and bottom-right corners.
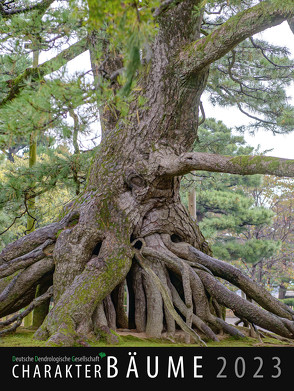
[51, 20, 294, 158]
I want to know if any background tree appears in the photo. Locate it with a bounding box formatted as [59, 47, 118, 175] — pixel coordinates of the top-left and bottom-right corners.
[1, 0, 294, 345]
[247, 175, 294, 294]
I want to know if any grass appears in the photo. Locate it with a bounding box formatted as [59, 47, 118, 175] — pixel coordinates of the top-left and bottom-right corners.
[0, 327, 294, 348]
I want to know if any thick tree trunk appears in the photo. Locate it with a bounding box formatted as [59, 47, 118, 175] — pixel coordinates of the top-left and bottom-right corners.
[1, 0, 294, 345]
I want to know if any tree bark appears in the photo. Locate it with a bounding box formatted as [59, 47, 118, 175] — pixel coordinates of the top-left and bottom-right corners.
[188, 189, 197, 220]
[160, 152, 294, 178]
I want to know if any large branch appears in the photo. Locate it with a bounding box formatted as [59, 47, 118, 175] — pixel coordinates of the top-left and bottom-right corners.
[0, 257, 54, 317]
[0, 210, 79, 263]
[178, 1, 294, 74]
[0, 37, 88, 107]
[0, 239, 54, 278]
[160, 151, 294, 178]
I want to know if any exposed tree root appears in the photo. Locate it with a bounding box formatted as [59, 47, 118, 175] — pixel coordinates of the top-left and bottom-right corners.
[134, 236, 294, 338]
[133, 234, 294, 341]
[136, 251, 207, 346]
[33, 230, 133, 346]
[1, 220, 294, 346]
[0, 286, 53, 335]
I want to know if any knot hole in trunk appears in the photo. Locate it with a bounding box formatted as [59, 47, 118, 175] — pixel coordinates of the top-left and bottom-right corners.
[124, 169, 146, 190]
[170, 233, 183, 243]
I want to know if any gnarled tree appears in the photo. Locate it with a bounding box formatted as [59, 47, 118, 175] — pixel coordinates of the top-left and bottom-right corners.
[1, 0, 294, 346]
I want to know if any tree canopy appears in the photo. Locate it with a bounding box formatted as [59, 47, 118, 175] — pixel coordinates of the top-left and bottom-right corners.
[1, 0, 294, 346]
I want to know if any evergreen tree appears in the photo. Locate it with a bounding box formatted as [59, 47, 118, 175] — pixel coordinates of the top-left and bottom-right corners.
[1, 0, 294, 344]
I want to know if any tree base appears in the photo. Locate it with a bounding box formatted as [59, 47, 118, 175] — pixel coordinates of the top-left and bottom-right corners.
[31, 232, 294, 347]
[2, 200, 294, 347]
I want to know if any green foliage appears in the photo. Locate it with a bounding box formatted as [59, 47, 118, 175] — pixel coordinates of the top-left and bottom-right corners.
[0, 146, 94, 250]
[87, 0, 159, 97]
[0, 52, 32, 99]
[207, 37, 294, 134]
[281, 298, 294, 308]
[213, 238, 280, 265]
[120, 33, 141, 96]
[194, 118, 255, 155]
[202, 1, 294, 135]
